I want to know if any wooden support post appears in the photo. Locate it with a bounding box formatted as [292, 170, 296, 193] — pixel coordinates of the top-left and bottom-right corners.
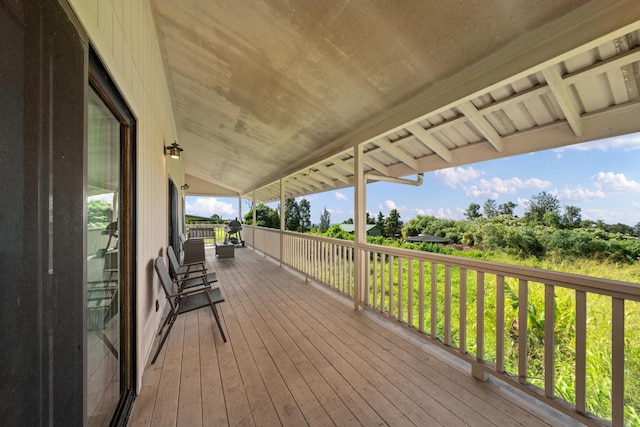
[353, 144, 365, 311]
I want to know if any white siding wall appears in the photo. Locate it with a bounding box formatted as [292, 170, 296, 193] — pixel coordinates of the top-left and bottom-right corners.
[67, 0, 182, 391]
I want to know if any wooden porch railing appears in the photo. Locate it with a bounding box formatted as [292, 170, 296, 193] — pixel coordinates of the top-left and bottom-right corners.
[243, 225, 640, 426]
[186, 224, 226, 244]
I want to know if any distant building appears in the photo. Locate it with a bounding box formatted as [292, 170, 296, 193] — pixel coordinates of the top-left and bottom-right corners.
[405, 234, 451, 244]
[339, 224, 382, 236]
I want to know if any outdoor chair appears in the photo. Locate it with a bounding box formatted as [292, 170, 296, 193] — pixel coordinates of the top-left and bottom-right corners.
[152, 257, 226, 364]
[181, 237, 207, 271]
[167, 245, 218, 290]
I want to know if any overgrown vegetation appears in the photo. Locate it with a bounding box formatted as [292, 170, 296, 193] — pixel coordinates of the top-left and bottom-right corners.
[402, 191, 640, 264]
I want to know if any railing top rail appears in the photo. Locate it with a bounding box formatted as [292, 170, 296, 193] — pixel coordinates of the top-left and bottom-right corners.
[247, 225, 356, 247]
[284, 230, 356, 246]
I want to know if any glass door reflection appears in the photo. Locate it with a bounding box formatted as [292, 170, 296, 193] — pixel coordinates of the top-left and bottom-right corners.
[86, 87, 121, 426]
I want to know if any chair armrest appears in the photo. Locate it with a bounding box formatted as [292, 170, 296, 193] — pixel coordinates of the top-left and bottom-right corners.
[172, 270, 217, 284]
[169, 281, 213, 298]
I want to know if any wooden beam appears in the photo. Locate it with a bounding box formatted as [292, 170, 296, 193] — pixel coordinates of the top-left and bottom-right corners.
[541, 65, 583, 137]
[406, 124, 453, 163]
[329, 157, 358, 175]
[362, 156, 390, 176]
[458, 101, 504, 152]
[316, 165, 350, 184]
[375, 138, 419, 170]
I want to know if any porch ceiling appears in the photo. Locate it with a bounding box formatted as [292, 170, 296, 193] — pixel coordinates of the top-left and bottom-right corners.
[150, 1, 640, 203]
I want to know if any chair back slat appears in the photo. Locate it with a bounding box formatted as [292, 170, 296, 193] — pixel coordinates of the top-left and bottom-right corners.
[154, 257, 178, 311]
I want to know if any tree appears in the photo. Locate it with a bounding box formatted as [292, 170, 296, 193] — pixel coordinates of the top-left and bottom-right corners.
[284, 198, 301, 231]
[633, 222, 640, 237]
[376, 211, 386, 231]
[607, 222, 634, 236]
[524, 191, 560, 224]
[210, 213, 224, 224]
[319, 207, 331, 233]
[561, 205, 581, 229]
[342, 218, 354, 224]
[298, 199, 311, 232]
[366, 211, 376, 224]
[498, 201, 517, 216]
[88, 199, 112, 228]
[483, 199, 498, 218]
[243, 204, 279, 228]
[385, 209, 403, 239]
[464, 203, 482, 220]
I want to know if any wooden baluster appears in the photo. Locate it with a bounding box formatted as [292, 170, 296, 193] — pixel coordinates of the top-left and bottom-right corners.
[544, 284, 555, 398]
[373, 252, 378, 310]
[518, 279, 528, 384]
[408, 260, 414, 328]
[398, 258, 403, 322]
[389, 255, 395, 318]
[459, 268, 467, 354]
[431, 263, 437, 339]
[444, 265, 451, 346]
[419, 261, 425, 333]
[612, 297, 625, 427]
[496, 275, 505, 373]
[575, 290, 586, 414]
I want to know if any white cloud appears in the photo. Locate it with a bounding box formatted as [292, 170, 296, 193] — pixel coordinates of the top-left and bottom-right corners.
[554, 133, 640, 154]
[464, 185, 498, 199]
[335, 192, 347, 201]
[383, 200, 397, 210]
[185, 197, 236, 218]
[435, 166, 484, 188]
[463, 176, 551, 199]
[557, 186, 606, 202]
[593, 172, 640, 192]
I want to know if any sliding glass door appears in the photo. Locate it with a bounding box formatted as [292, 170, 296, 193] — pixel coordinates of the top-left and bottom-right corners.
[86, 53, 136, 426]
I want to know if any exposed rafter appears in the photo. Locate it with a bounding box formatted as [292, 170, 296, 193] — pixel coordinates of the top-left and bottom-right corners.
[315, 165, 351, 184]
[328, 157, 356, 176]
[406, 124, 453, 163]
[541, 65, 583, 137]
[374, 138, 419, 170]
[362, 155, 390, 176]
[458, 101, 504, 153]
[304, 170, 338, 188]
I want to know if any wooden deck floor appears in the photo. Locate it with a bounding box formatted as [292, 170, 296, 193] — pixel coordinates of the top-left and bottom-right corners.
[128, 247, 581, 427]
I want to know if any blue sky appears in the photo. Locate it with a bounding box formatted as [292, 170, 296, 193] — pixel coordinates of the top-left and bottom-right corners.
[186, 132, 640, 227]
